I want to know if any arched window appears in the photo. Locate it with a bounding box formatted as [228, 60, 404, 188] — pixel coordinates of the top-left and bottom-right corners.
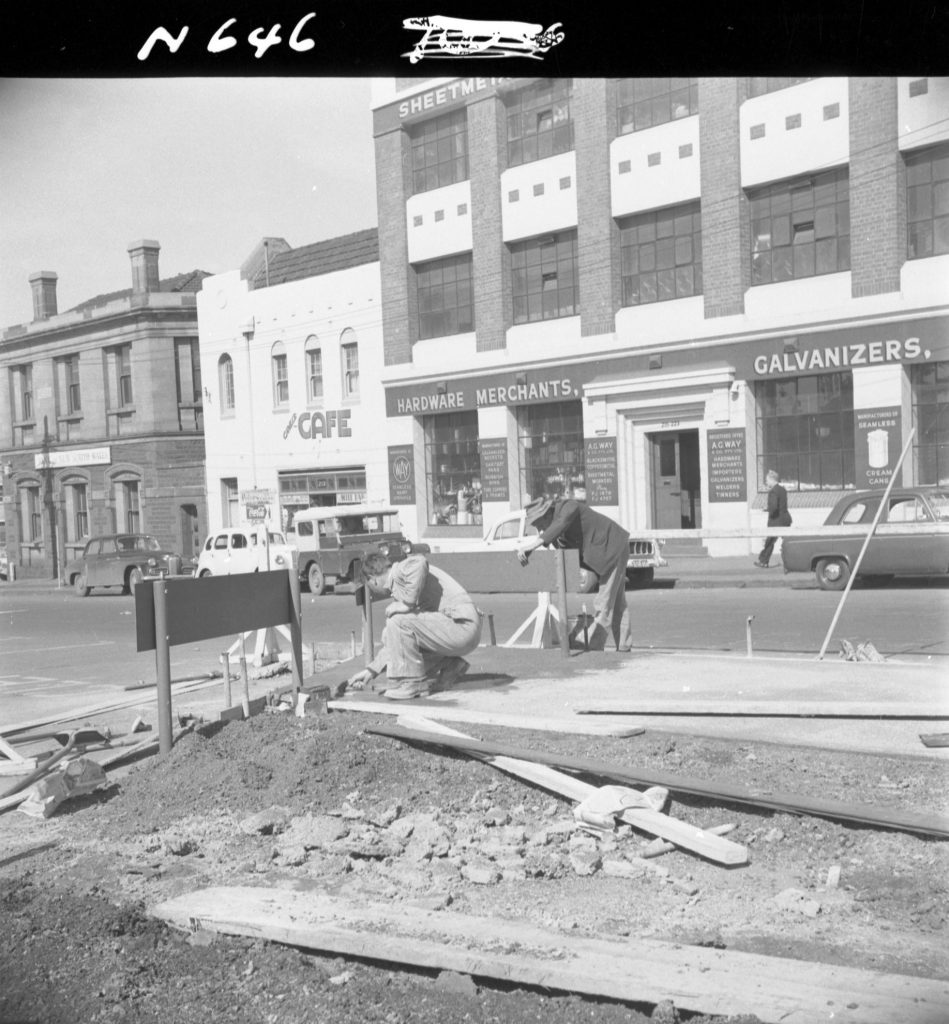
[218, 353, 235, 414]
[304, 335, 323, 402]
[340, 328, 359, 400]
[271, 341, 289, 407]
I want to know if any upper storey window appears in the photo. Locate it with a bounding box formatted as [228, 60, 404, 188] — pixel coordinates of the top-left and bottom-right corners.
[617, 78, 698, 134]
[506, 79, 573, 168]
[905, 142, 949, 260]
[748, 77, 813, 98]
[410, 108, 468, 194]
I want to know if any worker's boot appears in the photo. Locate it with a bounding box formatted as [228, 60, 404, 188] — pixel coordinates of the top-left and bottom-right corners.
[383, 677, 432, 700]
[432, 657, 470, 692]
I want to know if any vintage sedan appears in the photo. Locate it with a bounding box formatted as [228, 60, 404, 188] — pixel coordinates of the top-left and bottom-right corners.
[196, 526, 297, 578]
[782, 487, 949, 590]
[65, 534, 196, 596]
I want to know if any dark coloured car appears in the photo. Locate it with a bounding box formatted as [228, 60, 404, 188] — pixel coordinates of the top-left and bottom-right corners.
[64, 534, 196, 596]
[782, 487, 949, 590]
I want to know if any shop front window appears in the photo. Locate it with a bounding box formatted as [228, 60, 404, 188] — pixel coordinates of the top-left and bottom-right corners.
[425, 411, 483, 526]
[755, 372, 854, 491]
[518, 401, 585, 500]
[913, 360, 949, 485]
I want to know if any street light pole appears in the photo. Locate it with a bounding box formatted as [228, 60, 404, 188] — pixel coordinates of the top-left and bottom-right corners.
[41, 415, 59, 580]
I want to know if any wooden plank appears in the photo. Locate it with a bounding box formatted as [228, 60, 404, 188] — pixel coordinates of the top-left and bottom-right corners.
[576, 700, 949, 720]
[328, 698, 644, 738]
[151, 885, 949, 1024]
[0, 734, 28, 762]
[397, 715, 747, 865]
[366, 724, 949, 838]
[425, 549, 581, 593]
[920, 733, 949, 748]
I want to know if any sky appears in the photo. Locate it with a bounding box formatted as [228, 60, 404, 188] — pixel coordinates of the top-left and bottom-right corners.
[0, 77, 379, 328]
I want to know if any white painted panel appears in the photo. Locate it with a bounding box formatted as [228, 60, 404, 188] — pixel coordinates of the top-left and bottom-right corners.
[897, 77, 949, 150]
[610, 116, 701, 217]
[500, 152, 578, 242]
[406, 180, 473, 263]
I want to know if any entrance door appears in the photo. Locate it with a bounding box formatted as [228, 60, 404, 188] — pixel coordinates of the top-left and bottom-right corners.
[650, 430, 701, 529]
[178, 504, 201, 559]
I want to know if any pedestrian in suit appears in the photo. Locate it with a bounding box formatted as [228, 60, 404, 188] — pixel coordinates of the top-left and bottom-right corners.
[755, 469, 792, 568]
[515, 495, 632, 652]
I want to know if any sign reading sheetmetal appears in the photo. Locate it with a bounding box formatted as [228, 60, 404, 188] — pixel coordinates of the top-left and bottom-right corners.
[34, 447, 111, 469]
[374, 77, 512, 133]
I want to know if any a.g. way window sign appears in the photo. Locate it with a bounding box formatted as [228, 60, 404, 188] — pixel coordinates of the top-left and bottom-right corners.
[706, 428, 747, 502]
[583, 437, 618, 505]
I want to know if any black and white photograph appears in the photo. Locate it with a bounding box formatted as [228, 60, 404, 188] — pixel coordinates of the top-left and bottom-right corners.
[1, 4, 948, 1023]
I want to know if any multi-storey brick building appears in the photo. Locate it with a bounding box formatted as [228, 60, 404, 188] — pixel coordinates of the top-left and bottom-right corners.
[0, 242, 210, 579]
[371, 76, 949, 555]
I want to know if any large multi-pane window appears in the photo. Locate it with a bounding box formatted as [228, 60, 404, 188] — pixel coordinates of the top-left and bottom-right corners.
[756, 372, 855, 491]
[425, 411, 483, 526]
[56, 354, 81, 416]
[511, 231, 579, 325]
[416, 254, 474, 339]
[506, 79, 573, 167]
[750, 169, 850, 285]
[218, 354, 235, 414]
[616, 78, 698, 134]
[271, 342, 289, 407]
[12, 364, 33, 421]
[222, 478, 239, 528]
[619, 202, 703, 305]
[747, 77, 813, 98]
[410, 108, 468, 194]
[341, 331, 359, 399]
[518, 401, 585, 501]
[115, 480, 140, 532]
[305, 336, 323, 402]
[116, 345, 133, 406]
[20, 486, 42, 543]
[66, 482, 89, 543]
[174, 338, 202, 430]
[913, 361, 949, 485]
[906, 142, 949, 260]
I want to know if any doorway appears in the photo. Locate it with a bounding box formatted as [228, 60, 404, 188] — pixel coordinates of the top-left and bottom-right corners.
[650, 430, 701, 529]
[178, 504, 201, 559]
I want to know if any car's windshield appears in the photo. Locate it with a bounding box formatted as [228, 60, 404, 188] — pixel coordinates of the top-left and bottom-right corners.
[928, 491, 949, 521]
[117, 535, 161, 553]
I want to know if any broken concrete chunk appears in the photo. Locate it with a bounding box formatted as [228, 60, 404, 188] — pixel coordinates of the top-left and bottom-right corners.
[238, 806, 292, 836]
[462, 860, 501, 885]
[602, 858, 646, 879]
[282, 813, 350, 849]
[774, 887, 821, 917]
[569, 847, 602, 876]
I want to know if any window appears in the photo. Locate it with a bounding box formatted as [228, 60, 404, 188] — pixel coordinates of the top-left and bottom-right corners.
[748, 77, 813, 97]
[750, 168, 850, 285]
[66, 482, 89, 542]
[115, 345, 133, 406]
[222, 478, 239, 527]
[518, 401, 585, 500]
[511, 231, 579, 324]
[410, 108, 469, 194]
[619, 202, 703, 305]
[506, 79, 573, 167]
[416, 254, 475, 339]
[115, 480, 140, 532]
[425, 411, 483, 526]
[341, 331, 359, 399]
[218, 354, 235, 414]
[305, 336, 323, 402]
[905, 142, 949, 260]
[56, 354, 81, 416]
[172, 338, 202, 430]
[12, 364, 33, 421]
[20, 485, 42, 542]
[617, 78, 698, 134]
[755, 372, 854, 491]
[913, 360, 949, 485]
[271, 342, 289, 407]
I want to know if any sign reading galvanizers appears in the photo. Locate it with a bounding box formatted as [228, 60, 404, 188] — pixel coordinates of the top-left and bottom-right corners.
[854, 407, 902, 489]
[388, 444, 415, 505]
[707, 428, 747, 503]
[477, 437, 509, 501]
[583, 437, 618, 505]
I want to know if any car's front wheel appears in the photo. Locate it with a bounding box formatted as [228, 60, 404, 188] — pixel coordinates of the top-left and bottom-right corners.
[124, 567, 144, 594]
[815, 556, 851, 591]
[199, 569, 212, 578]
[73, 572, 89, 597]
[307, 563, 326, 596]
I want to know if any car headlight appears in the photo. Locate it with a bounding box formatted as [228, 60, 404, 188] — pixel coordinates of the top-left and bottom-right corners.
[401, 541, 412, 554]
[274, 554, 286, 566]
[147, 558, 159, 568]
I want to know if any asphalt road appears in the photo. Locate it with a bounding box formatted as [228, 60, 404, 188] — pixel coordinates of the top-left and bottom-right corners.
[2, 579, 947, 729]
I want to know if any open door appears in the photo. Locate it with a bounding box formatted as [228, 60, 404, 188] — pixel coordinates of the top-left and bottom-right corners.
[650, 430, 701, 529]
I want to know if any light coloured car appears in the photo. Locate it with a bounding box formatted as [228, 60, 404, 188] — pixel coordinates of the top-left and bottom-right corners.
[196, 527, 297, 577]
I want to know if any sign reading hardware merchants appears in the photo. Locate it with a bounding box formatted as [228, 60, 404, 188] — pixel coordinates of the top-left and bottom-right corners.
[706, 429, 747, 503]
[388, 373, 578, 416]
[34, 447, 111, 469]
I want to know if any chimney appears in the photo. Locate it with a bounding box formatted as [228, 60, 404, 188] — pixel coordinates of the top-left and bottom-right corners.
[127, 239, 161, 294]
[29, 271, 58, 320]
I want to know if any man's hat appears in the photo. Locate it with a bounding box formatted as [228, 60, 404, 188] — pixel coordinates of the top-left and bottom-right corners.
[524, 495, 555, 525]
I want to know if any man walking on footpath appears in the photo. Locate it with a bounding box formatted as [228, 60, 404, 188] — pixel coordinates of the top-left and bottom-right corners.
[515, 495, 632, 652]
[755, 469, 792, 568]
[347, 552, 482, 700]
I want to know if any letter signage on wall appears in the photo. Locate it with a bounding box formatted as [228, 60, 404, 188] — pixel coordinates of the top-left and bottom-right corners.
[707, 428, 747, 503]
[854, 408, 902, 489]
[477, 437, 509, 501]
[388, 445, 415, 505]
[584, 438, 618, 505]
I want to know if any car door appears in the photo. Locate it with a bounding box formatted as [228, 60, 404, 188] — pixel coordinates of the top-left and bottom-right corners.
[878, 495, 935, 574]
[90, 537, 118, 587]
[226, 531, 255, 574]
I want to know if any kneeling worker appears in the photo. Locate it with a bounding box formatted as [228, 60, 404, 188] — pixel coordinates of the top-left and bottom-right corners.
[515, 494, 632, 652]
[347, 551, 482, 700]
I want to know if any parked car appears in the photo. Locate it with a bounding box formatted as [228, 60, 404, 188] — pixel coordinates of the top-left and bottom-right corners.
[65, 534, 196, 597]
[0, 547, 8, 581]
[287, 504, 428, 595]
[196, 526, 297, 578]
[480, 509, 666, 590]
[782, 487, 949, 590]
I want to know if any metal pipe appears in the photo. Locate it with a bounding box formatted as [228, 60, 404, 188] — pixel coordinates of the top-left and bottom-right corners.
[221, 652, 232, 708]
[554, 548, 570, 658]
[746, 615, 754, 659]
[486, 612, 497, 647]
[154, 581, 173, 754]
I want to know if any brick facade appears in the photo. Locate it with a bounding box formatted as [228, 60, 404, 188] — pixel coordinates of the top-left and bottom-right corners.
[375, 128, 413, 366]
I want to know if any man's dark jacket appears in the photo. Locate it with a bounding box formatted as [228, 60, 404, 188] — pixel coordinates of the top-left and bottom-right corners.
[767, 484, 792, 527]
[536, 499, 629, 577]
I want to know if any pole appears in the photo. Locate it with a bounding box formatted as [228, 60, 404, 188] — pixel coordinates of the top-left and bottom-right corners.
[154, 580, 174, 755]
[221, 652, 232, 708]
[287, 565, 303, 693]
[554, 548, 570, 658]
[817, 429, 916, 660]
[363, 580, 375, 665]
[746, 615, 754, 659]
[41, 416, 58, 581]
